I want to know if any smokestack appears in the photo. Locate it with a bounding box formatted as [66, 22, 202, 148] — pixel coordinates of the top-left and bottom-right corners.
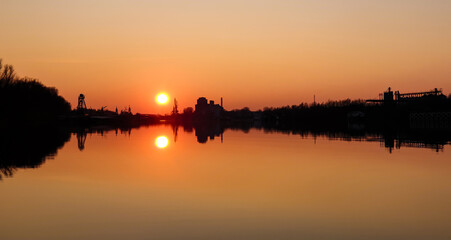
[221, 97, 223, 108]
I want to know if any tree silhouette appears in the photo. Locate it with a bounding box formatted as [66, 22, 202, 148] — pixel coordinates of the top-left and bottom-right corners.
[0, 59, 71, 126]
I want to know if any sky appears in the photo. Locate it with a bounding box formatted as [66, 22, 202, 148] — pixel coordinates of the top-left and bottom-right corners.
[1, 0, 450, 113]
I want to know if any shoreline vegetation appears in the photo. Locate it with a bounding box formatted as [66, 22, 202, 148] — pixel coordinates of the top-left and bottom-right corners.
[1, 59, 451, 179]
[1, 59, 450, 131]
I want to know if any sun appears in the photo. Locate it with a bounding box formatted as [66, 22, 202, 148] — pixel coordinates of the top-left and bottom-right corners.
[155, 136, 169, 148]
[156, 93, 169, 104]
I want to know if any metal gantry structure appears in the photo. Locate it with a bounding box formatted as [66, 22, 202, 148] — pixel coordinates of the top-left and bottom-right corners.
[367, 87, 444, 103]
[394, 88, 442, 101]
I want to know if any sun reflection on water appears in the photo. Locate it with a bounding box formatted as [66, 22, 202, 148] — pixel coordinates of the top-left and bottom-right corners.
[155, 136, 169, 148]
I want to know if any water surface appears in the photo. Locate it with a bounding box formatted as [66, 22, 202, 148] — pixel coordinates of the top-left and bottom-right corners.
[1, 125, 451, 240]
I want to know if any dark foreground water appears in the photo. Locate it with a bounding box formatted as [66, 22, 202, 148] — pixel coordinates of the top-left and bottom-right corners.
[1, 125, 451, 240]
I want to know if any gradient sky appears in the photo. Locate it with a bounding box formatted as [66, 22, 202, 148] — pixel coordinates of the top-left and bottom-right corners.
[1, 0, 450, 113]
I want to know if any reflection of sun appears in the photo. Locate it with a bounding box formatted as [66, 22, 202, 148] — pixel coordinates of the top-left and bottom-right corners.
[155, 136, 169, 148]
[156, 93, 169, 104]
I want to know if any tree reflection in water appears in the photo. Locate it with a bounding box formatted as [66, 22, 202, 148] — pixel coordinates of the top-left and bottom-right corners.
[1, 123, 449, 180]
[0, 128, 70, 180]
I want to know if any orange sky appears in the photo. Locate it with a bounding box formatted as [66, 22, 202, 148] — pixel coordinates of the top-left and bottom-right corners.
[1, 0, 450, 113]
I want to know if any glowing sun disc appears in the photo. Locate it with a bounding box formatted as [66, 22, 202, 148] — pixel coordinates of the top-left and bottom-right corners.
[155, 136, 169, 148]
[156, 93, 169, 104]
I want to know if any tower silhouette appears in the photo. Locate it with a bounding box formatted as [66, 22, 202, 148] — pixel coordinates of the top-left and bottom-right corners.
[77, 94, 87, 110]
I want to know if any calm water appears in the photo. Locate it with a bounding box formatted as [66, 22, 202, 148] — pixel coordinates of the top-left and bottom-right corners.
[1, 125, 451, 240]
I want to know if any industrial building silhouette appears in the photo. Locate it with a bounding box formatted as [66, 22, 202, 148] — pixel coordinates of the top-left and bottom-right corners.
[194, 97, 224, 119]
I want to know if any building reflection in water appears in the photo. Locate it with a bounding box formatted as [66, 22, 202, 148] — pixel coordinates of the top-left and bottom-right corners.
[193, 122, 224, 144]
[76, 126, 133, 151]
[169, 122, 449, 152]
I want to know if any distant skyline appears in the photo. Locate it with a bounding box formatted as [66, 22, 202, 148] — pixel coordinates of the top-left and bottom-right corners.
[1, 0, 450, 113]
